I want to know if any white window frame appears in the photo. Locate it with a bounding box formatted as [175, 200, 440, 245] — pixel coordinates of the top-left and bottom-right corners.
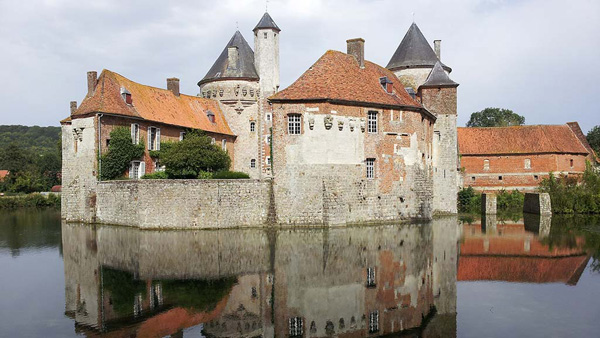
[367, 267, 376, 287]
[250, 159, 256, 168]
[148, 127, 160, 151]
[289, 317, 303, 337]
[131, 123, 140, 144]
[369, 311, 379, 333]
[129, 161, 145, 179]
[266, 113, 272, 122]
[179, 131, 186, 141]
[288, 114, 301, 135]
[524, 158, 531, 169]
[367, 111, 378, 133]
[211, 137, 216, 145]
[366, 158, 375, 179]
[222, 139, 227, 151]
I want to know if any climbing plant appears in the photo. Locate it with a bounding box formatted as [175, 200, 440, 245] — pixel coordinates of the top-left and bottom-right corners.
[100, 127, 145, 180]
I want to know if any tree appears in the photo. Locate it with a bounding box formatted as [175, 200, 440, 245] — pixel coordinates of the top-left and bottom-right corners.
[466, 108, 525, 127]
[100, 128, 145, 180]
[587, 125, 600, 154]
[161, 130, 230, 178]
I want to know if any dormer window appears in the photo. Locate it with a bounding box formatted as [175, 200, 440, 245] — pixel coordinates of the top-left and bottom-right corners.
[379, 77, 393, 94]
[405, 87, 416, 99]
[120, 87, 132, 105]
[206, 110, 216, 123]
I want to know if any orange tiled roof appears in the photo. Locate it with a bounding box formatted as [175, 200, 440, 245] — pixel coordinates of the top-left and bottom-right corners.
[270, 50, 424, 110]
[458, 255, 590, 284]
[0, 170, 8, 180]
[458, 125, 590, 155]
[73, 70, 234, 136]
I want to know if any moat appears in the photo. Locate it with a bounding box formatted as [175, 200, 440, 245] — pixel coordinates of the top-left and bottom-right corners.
[0, 210, 599, 337]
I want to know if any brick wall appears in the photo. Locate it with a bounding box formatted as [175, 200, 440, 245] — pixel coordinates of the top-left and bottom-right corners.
[94, 179, 271, 229]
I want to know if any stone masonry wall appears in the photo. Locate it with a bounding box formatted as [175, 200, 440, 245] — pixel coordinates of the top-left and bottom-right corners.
[95, 179, 271, 229]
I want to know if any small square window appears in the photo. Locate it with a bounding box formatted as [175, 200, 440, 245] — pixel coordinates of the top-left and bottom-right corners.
[471, 176, 475, 181]
[498, 176, 503, 181]
[534, 175, 539, 180]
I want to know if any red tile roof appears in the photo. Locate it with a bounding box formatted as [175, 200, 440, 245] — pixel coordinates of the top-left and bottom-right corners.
[0, 170, 8, 180]
[269, 50, 425, 111]
[458, 125, 590, 155]
[73, 70, 234, 136]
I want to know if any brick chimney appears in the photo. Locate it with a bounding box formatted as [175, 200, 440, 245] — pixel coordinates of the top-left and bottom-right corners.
[167, 78, 180, 96]
[87, 71, 97, 96]
[434, 40, 441, 60]
[346, 38, 365, 68]
[227, 46, 238, 70]
[70, 101, 77, 114]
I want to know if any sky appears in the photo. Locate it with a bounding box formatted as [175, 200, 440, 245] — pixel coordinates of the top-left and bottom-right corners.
[0, 0, 598, 132]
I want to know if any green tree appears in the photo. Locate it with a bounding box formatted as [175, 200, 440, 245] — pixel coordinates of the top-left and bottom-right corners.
[466, 107, 525, 127]
[100, 127, 145, 180]
[587, 125, 600, 154]
[161, 130, 230, 178]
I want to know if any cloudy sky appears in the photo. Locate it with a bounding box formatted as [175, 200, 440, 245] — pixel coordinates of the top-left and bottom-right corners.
[0, 0, 598, 131]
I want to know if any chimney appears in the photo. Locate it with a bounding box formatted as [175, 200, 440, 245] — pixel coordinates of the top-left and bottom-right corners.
[227, 46, 239, 70]
[346, 38, 365, 68]
[87, 71, 97, 96]
[70, 101, 77, 114]
[167, 78, 180, 96]
[434, 40, 441, 60]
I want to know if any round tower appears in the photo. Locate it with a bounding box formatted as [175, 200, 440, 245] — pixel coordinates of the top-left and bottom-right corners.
[386, 23, 451, 90]
[253, 12, 280, 96]
[198, 31, 262, 178]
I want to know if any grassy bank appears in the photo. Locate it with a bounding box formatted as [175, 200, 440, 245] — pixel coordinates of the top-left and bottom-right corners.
[0, 193, 60, 209]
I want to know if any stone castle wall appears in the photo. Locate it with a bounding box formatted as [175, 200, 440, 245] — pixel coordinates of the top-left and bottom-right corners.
[94, 179, 271, 229]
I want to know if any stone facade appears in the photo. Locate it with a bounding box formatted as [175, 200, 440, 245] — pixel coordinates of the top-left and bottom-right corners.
[523, 193, 552, 215]
[270, 102, 434, 224]
[94, 179, 271, 229]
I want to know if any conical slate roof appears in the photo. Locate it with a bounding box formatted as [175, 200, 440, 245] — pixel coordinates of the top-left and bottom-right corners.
[253, 12, 280, 32]
[386, 23, 450, 72]
[420, 61, 458, 88]
[198, 31, 259, 85]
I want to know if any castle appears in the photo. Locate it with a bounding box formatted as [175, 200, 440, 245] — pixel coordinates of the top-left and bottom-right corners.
[61, 12, 460, 227]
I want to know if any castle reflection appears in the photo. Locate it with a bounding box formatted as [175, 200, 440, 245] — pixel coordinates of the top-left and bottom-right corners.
[61, 218, 460, 337]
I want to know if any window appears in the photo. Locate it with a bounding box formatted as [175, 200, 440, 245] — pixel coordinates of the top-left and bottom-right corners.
[179, 131, 186, 141]
[150, 283, 163, 309]
[366, 158, 375, 179]
[148, 127, 160, 150]
[366, 267, 376, 287]
[106, 139, 110, 147]
[211, 138, 216, 145]
[524, 158, 531, 169]
[570, 159, 574, 167]
[131, 123, 140, 144]
[369, 311, 379, 333]
[483, 159, 490, 171]
[266, 135, 271, 145]
[154, 159, 165, 172]
[250, 159, 256, 168]
[121, 87, 132, 105]
[251, 287, 257, 298]
[498, 176, 503, 181]
[367, 111, 378, 133]
[288, 114, 301, 135]
[266, 156, 271, 165]
[266, 113, 272, 121]
[250, 121, 256, 132]
[289, 317, 303, 337]
[133, 293, 143, 317]
[471, 176, 475, 181]
[222, 139, 227, 151]
[534, 175, 539, 180]
[264, 32, 268, 39]
[206, 110, 215, 123]
[129, 161, 145, 179]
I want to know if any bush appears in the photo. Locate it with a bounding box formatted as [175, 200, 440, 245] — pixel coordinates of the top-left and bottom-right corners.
[0, 193, 60, 209]
[211, 171, 250, 179]
[141, 171, 168, 179]
[100, 127, 145, 180]
[197, 171, 213, 179]
[161, 130, 230, 178]
[458, 186, 481, 213]
[539, 163, 600, 214]
[496, 190, 524, 211]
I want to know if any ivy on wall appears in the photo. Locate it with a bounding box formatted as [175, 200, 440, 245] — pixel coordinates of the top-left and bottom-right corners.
[100, 127, 145, 180]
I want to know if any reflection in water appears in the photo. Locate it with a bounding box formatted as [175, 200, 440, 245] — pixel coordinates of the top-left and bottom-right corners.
[0, 209, 62, 256]
[459, 215, 590, 285]
[61, 218, 460, 337]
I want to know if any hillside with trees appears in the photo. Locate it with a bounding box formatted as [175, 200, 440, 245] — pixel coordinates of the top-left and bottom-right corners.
[0, 125, 61, 193]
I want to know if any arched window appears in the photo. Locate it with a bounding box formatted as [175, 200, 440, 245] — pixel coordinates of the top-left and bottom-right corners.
[250, 121, 256, 132]
[250, 159, 256, 168]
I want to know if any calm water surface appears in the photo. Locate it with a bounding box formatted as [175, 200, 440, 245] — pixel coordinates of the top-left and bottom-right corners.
[0, 210, 599, 337]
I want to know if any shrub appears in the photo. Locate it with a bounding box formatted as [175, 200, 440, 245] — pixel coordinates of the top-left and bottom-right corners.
[539, 163, 600, 214]
[141, 171, 168, 179]
[458, 186, 481, 213]
[100, 127, 145, 180]
[197, 171, 213, 179]
[496, 190, 524, 211]
[161, 130, 230, 178]
[0, 193, 60, 209]
[212, 171, 250, 179]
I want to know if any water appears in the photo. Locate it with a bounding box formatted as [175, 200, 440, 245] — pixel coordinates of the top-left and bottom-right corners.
[0, 210, 599, 338]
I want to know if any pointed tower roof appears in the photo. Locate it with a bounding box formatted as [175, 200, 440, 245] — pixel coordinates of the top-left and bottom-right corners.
[386, 23, 450, 72]
[420, 61, 458, 88]
[198, 31, 259, 86]
[253, 12, 280, 32]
